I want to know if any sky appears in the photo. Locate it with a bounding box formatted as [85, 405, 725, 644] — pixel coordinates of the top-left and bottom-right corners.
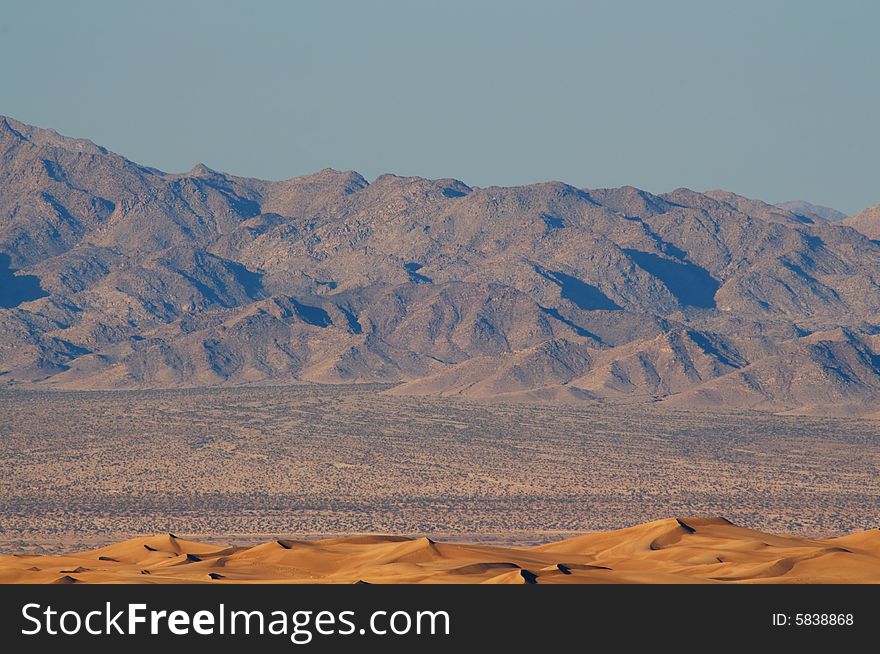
[1, 0, 878, 213]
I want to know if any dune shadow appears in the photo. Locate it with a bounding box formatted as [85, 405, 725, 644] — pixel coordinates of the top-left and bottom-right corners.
[0, 254, 48, 308]
[624, 249, 719, 308]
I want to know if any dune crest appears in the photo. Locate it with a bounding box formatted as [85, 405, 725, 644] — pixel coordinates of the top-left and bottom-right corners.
[1, 518, 878, 584]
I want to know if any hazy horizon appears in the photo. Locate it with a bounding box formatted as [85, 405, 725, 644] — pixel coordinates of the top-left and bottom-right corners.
[2, 0, 878, 213]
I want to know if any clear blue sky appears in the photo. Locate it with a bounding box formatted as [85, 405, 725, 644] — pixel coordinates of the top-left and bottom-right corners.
[2, 0, 877, 213]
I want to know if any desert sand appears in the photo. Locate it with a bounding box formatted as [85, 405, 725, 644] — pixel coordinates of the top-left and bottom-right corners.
[2, 518, 878, 584]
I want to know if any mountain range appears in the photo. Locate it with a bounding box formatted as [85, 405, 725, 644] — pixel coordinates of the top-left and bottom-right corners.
[773, 200, 847, 223]
[1, 115, 879, 417]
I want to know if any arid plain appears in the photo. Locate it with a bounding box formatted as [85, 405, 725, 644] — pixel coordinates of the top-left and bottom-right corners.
[1, 385, 877, 565]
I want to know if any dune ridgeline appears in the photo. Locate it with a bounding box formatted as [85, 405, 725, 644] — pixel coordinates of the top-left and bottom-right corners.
[2, 518, 879, 584]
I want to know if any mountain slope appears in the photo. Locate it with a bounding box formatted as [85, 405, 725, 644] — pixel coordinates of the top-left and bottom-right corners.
[663, 329, 880, 416]
[775, 200, 847, 222]
[844, 205, 880, 240]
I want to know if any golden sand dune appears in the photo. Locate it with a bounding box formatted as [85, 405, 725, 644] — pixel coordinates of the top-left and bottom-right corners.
[2, 518, 879, 584]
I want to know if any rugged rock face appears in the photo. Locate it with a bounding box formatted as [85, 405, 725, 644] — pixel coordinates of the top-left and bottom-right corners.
[844, 205, 880, 240]
[1, 115, 879, 416]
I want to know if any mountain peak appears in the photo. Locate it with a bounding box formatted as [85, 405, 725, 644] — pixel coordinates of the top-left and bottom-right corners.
[188, 163, 218, 177]
[776, 200, 847, 222]
[0, 115, 25, 139]
[313, 168, 368, 185]
[843, 205, 880, 240]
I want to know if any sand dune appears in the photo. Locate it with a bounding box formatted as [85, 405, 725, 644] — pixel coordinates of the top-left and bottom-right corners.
[1, 518, 878, 584]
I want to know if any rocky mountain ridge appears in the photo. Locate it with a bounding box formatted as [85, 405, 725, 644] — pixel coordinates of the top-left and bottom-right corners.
[2, 115, 879, 417]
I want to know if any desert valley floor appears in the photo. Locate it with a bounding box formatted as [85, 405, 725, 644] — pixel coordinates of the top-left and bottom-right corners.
[0, 384, 877, 559]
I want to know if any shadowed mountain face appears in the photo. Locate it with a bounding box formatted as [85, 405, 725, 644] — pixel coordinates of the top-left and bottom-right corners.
[1, 115, 879, 416]
[623, 250, 719, 308]
[0, 254, 48, 308]
[535, 267, 621, 311]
